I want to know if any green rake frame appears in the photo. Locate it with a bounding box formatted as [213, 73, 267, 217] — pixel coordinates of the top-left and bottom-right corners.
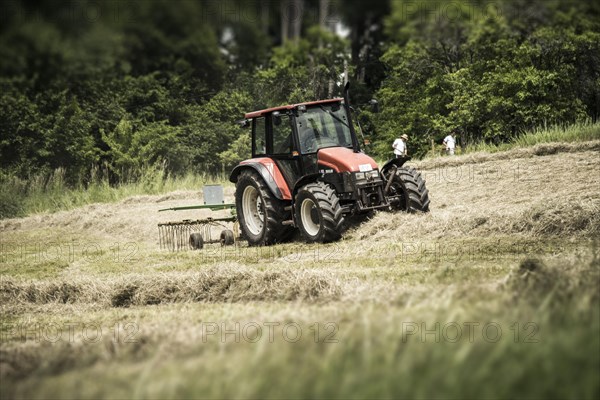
[157, 185, 238, 251]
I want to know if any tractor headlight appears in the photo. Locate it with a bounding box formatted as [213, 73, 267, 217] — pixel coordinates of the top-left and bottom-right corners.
[354, 170, 379, 182]
[366, 170, 380, 180]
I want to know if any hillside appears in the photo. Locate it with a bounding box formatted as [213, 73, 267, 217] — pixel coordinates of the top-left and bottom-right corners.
[1, 142, 599, 398]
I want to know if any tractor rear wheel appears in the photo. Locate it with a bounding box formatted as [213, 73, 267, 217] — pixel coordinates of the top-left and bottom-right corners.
[295, 182, 345, 243]
[386, 167, 430, 212]
[235, 170, 293, 246]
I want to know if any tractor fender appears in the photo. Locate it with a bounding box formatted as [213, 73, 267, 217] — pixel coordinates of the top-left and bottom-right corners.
[229, 160, 292, 200]
[380, 156, 411, 177]
[291, 173, 323, 200]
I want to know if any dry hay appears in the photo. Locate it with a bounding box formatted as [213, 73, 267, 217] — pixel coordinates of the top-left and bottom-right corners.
[0, 189, 235, 244]
[0, 266, 342, 307]
[351, 146, 600, 241]
[503, 247, 600, 309]
[350, 198, 599, 242]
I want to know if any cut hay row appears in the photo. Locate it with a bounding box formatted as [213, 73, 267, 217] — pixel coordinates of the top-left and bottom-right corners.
[0, 266, 342, 307]
[350, 198, 600, 241]
[1, 251, 597, 387]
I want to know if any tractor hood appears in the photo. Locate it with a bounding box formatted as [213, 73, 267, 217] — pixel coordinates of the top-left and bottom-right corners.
[317, 147, 379, 173]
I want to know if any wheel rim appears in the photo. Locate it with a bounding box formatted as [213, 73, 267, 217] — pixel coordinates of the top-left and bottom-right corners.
[391, 182, 408, 210]
[300, 198, 320, 237]
[242, 186, 264, 235]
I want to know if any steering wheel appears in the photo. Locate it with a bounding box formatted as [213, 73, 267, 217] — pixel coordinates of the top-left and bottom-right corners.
[301, 129, 317, 152]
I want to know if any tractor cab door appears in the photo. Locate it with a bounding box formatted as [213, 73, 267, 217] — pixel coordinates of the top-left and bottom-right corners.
[252, 117, 267, 156]
[266, 112, 303, 191]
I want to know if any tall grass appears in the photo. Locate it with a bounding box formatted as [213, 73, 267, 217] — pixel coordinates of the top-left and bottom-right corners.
[513, 120, 600, 146]
[0, 165, 229, 219]
[462, 120, 600, 155]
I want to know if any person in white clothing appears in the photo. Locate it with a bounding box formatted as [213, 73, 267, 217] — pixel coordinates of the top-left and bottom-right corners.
[443, 133, 456, 155]
[392, 134, 409, 158]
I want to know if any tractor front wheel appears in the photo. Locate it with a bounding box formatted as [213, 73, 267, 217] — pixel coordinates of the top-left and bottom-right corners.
[235, 170, 293, 246]
[386, 167, 430, 212]
[295, 182, 345, 243]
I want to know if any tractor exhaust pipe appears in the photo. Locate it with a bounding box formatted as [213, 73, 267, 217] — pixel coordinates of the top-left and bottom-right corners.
[343, 82, 361, 153]
[343, 81, 350, 102]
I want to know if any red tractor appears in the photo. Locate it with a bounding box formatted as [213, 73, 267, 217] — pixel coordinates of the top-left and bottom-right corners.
[230, 84, 429, 245]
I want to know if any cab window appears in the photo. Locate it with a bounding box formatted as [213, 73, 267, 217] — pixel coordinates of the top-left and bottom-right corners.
[253, 117, 266, 156]
[272, 114, 293, 154]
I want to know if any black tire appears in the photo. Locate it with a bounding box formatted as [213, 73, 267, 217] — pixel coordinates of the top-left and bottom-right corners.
[386, 167, 430, 212]
[220, 229, 235, 246]
[295, 181, 345, 243]
[235, 170, 294, 246]
[189, 233, 204, 250]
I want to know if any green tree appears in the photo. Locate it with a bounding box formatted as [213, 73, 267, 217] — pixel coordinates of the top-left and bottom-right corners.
[102, 117, 188, 179]
[374, 0, 600, 157]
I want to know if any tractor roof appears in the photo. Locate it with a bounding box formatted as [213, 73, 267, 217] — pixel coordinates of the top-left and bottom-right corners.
[244, 98, 343, 119]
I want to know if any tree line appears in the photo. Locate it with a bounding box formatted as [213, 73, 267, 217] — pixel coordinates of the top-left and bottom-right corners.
[1, 0, 598, 184]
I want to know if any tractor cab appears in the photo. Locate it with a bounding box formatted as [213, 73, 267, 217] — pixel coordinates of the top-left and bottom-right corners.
[244, 98, 366, 189]
[246, 98, 352, 152]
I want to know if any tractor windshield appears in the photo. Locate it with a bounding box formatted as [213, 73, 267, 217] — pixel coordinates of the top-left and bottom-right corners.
[296, 103, 353, 154]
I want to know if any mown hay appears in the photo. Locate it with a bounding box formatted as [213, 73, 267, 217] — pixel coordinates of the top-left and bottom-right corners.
[508, 200, 600, 236]
[504, 249, 600, 309]
[1, 267, 342, 307]
[350, 199, 599, 242]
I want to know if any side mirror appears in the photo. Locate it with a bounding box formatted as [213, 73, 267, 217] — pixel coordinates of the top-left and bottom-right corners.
[237, 119, 250, 128]
[369, 99, 379, 113]
[272, 111, 281, 126]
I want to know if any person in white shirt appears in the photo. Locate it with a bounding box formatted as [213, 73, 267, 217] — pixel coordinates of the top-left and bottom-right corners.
[392, 134, 409, 158]
[443, 133, 456, 155]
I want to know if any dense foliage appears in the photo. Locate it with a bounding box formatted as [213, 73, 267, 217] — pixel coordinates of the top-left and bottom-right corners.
[374, 0, 600, 157]
[1, 0, 598, 180]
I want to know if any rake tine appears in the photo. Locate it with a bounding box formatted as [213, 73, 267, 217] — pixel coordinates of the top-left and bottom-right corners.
[159, 225, 164, 250]
[179, 225, 183, 251]
[182, 225, 188, 251]
[180, 225, 185, 251]
[165, 226, 170, 251]
[159, 218, 235, 252]
[171, 225, 176, 252]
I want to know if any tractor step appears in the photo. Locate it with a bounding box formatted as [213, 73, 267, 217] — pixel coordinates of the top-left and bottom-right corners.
[284, 205, 292, 211]
[282, 220, 295, 226]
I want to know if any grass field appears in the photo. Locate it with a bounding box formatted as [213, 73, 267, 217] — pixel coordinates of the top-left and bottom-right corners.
[0, 165, 229, 219]
[1, 140, 599, 398]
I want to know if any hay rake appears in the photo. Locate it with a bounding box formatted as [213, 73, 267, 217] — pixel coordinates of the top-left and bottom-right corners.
[157, 185, 239, 251]
[158, 217, 237, 251]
